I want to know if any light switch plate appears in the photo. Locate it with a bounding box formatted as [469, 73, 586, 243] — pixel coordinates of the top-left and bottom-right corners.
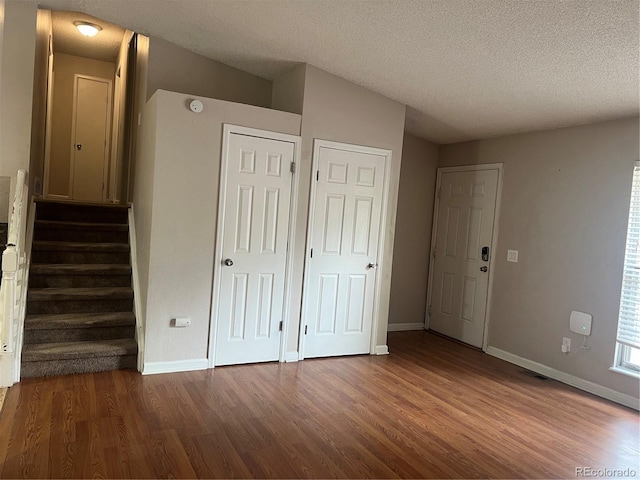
[507, 250, 519, 263]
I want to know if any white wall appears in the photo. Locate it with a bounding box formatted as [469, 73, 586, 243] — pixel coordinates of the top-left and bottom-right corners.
[439, 117, 640, 398]
[388, 133, 438, 326]
[135, 90, 301, 366]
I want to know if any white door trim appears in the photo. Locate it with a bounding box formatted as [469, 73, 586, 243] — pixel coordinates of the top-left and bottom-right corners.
[42, 35, 60, 199]
[424, 163, 504, 352]
[68, 74, 113, 202]
[208, 124, 302, 368]
[298, 139, 393, 360]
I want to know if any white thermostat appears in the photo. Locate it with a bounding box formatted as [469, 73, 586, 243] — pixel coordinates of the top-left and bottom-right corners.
[189, 99, 204, 113]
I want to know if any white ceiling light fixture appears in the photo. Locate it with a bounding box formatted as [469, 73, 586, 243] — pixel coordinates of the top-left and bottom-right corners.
[74, 21, 102, 37]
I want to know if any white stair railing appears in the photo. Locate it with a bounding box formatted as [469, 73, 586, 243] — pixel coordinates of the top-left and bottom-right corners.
[0, 169, 28, 386]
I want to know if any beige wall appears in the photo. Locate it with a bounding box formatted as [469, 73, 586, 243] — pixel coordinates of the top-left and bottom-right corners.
[271, 66, 305, 115]
[0, 0, 36, 387]
[286, 65, 406, 353]
[146, 37, 272, 108]
[439, 117, 640, 398]
[108, 31, 133, 202]
[135, 90, 301, 365]
[0, 1, 36, 206]
[48, 53, 115, 196]
[124, 34, 149, 204]
[29, 8, 51, 197]
[131, 92, 158, 363]
[388, 133, 438, 326]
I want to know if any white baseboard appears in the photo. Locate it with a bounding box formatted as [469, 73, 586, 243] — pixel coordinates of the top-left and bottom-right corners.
[143, 358, 208, 375]
[284, 351, 299, 362]
[486, 346, 639, 411]
[375, 345, 389, 355]
[387, 322, 425, 332]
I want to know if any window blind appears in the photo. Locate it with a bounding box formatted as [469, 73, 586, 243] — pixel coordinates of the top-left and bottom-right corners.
[617, 161, 640, 349]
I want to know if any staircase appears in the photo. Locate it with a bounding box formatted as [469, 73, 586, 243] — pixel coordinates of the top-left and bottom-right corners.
[21, 200, 138, 378]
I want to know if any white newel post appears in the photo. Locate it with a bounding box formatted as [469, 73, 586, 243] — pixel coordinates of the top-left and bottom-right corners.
[0, 169, 28, 386]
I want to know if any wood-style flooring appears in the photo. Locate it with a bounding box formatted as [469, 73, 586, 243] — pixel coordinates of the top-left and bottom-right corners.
[0, 331, 638, 478]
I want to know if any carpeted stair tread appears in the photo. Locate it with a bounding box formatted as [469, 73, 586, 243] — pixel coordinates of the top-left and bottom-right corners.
[35, 199, 129, 224]
[25, 312, 135, 330]
[21, 355, 137, 377]
[22, 338, 137, 362]
[30, 264, 132, 275]
[32, 241, 129, 252]
[35, 220, 129, 231]
[24, 200, 138, 378]
[28, 286, 133, 302]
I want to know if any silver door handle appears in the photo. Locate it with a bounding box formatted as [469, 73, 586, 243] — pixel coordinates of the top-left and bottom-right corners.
[76, 144, 82, 150]
[224, 259, 234, 266]
[367, 263, 378, 269]
[480, 266, 488, 272]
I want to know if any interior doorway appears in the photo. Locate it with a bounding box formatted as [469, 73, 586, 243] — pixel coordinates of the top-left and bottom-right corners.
[210, 125, 301, 367]
[299, 140, 392, 359]
[41, 10, 136, 204]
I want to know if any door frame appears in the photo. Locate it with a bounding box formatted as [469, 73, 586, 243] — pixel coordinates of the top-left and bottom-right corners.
[207, 124, 302, 368]
[68, 74, 113, 202]
[42, 34, 61, 199]
[298, 139, 393, 360]
[424, 163, 504, 351]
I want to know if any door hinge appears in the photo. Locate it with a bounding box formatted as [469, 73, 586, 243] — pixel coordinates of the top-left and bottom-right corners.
[304, 325, 308, 335]
[310, 248, 313, 258]
[279, 321, 283, 332]
[290, 161, 296, 173]
[428, 305, 432, 317]
[316, 171, 319, 181]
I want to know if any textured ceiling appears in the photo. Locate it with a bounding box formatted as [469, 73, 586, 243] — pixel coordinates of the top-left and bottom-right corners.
[51, 10, 125, 62]
[38, 0, 639, 144]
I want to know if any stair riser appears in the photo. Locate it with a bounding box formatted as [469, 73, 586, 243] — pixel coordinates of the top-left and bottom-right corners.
[37, 207, 128, 224]
[24, 325, 135, 344]
[21, 354, 137, 378]
[32, 251, 130, 264]
[29, 274, 132, 288]
[27, 299, 134, 315]
[34, 229, 128, 243]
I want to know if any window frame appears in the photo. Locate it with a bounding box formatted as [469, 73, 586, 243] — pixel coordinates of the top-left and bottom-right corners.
[612, 161, 640, 380]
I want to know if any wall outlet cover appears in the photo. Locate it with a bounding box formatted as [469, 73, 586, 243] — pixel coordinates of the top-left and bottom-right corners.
[173, 317, 191, 327]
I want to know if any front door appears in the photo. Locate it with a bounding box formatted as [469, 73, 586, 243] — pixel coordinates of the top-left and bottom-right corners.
[302, 141, 388, 358]
[428, 167, 500, 348]
[71, 75, 112, 202]
[214, 129, 297, 366]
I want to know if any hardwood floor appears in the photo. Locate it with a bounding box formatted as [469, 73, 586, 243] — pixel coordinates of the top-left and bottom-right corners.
[0, 331, 638, 478]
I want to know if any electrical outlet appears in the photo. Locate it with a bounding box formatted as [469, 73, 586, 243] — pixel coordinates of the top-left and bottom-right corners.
[562, 337, 571, 353]
[173, 317, 191, 327]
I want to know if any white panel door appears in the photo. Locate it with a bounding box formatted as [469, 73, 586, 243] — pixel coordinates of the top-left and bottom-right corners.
[71, 76, 111, 202]
[215, 132, 295, 366]
[303, 144, 386, 358]
[429, 168, 499, 347]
